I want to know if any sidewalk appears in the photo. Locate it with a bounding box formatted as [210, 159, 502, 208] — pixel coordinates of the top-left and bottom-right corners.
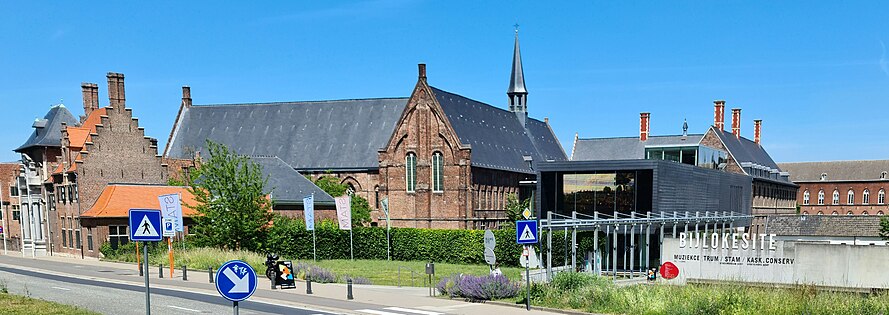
[1, 253, 576, 315]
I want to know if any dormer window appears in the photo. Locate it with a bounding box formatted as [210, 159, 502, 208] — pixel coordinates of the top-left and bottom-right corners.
[882, 171, 887, 180]
[821, 173, 828, 181]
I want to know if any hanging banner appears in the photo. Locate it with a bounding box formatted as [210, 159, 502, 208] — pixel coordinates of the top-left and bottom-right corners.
[158, 193, 184, 232]
[335, 195, 352, 230]
[303, 195, 315, 231]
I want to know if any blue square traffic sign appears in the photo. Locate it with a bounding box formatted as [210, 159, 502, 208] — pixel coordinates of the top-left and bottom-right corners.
[129, 209, 162, 242]
[516, 220, 538, 244]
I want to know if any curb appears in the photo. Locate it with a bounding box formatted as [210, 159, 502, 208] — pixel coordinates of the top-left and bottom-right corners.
[485, 300, 599, 315]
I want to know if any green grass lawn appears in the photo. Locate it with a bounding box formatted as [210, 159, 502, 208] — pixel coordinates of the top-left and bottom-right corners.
[0, 293, 99, 315]
[308, 259, 523, 287]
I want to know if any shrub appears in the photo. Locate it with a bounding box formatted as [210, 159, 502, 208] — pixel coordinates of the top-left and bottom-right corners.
[306, 266, 336, 283]
[552, 272, 594, 291]
[455, 274, 520, 301]
[437, 274, 464, 298]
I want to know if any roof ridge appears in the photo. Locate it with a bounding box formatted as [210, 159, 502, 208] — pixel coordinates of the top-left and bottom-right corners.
[194, 97, 410, 107]
[429, 86, 549, 125]
[578, 133, 705, 141]
[778, 159, 889, 164]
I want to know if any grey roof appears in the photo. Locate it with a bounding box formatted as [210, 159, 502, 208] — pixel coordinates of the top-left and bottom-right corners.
[712, 128, 780, 170]
[166, 98, 409, 170]
[764, 215, 881, 237]
[249, 156, 335, 205]
[571, 134, 704, 161]
[431, 87, 566, 173]
[777, 160, 889, 182]
[15, 105, 78, 152]
[507, 33, 527, 95]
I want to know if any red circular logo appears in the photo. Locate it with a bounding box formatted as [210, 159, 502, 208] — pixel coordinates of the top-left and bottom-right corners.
[660, 262, 679, 280]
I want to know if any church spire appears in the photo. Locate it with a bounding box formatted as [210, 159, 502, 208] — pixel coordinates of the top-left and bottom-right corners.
[507, 25, 528, 115]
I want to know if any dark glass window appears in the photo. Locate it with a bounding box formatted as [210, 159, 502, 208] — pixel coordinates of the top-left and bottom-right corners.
[432, 153, 443, 192]
[109, 225, 129, 250]
[87, 228, 94, 251]
[405, 153, 416, 192]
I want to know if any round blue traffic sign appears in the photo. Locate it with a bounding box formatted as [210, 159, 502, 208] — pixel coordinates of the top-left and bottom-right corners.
[215, 260, 258, 302]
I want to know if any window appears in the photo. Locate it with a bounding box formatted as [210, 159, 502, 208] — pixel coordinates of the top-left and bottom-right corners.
[73, 183, 78, 202]
[862, 211, 870, 216]
[802, 211, 809, 215]
[75, 226, 81, 249]
[863, 189, 870, 204]
[831, 211, 838, 216]
[60, 185, 67, 204]
[817, 211, 823, 215]
[880, 189, 886, 204]
[817, 190, 825, 205]
[882, 171, 888, 180]
[405, 153, 416, 192]
[846, 211, 854, 216]
[832, 190, 839, 205]
[803, 190, 810, 205]
[12, 205, 20, 221]
[821, 173, 828, 181]
[432, 152, 443, 192]
[109, 225, 129, 250]
[879, 211, 885, 216]
[67, 184, 74, 202]
[374, 186, 380, 209]
[61, 219, 67, 248]
[9, 186, 17, 197]
[68, 217, 74, 249]
[87, 228, 94, 251]
[847, 189, 855, 205]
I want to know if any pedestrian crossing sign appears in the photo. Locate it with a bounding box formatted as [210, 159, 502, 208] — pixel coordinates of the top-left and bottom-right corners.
[516, 220, 538, 244]
[128, 209, 162, 242]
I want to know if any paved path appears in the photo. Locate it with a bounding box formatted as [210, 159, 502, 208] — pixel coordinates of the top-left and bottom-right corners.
[0, 254, 566, 315]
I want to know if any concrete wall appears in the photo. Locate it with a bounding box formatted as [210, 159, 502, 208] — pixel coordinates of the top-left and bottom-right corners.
[662, 237, 889, 289]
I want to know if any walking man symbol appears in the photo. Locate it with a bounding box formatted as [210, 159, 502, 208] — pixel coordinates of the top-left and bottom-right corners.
[142, 221, 152, 234]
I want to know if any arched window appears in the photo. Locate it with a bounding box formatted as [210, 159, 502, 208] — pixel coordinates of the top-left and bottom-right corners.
[802, 211, 809, 215]
[431, 152, 443, 193]
[880, 189, 886, 204]
[862, 211, 869, 216]
[847, 189, 855, 205]
[817, 190, 825, 205]
[817, 211, 823, 215]
[803, 190, 810, 205]
[831, 211, 838, 216]
[846, 211, 854, 216]
[405, 153, 416, 192]
[863, 189, 870, 204]
[878, 211, 885, 216]
[832, 190, 840, 205]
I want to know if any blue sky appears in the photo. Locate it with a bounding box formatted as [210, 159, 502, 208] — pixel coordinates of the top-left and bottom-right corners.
[1, 1, 887, 163]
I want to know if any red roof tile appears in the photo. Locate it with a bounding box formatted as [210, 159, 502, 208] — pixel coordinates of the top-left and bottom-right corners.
[80, 184, 198, 218]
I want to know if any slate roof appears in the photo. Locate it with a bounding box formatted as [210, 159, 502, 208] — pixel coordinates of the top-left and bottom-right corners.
[165, 98, 409, 170]
[249, 156, 335, 205]
[712, 128, 780, 170]
[15, 105, 78, 152]
[571, 134, 704, 161]
[431, 87, 566, 173]
[764, 215, 881, 237]
[777, 160, 889, 182]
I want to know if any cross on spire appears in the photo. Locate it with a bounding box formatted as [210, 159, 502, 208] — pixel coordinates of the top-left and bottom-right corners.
[514, 23, 520, 34]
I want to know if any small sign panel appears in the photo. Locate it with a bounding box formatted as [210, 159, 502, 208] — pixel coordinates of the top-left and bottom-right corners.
[275, 261, 296, 289]
[129, 209, 162, 242]
[162, 218, 175, 237]
[215, 260, 258, 302]
[660, 261, 679, 280]
[515, 220, 538, 244]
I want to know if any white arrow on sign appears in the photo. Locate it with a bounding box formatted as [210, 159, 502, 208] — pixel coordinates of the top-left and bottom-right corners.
[222, 267, 249, 293]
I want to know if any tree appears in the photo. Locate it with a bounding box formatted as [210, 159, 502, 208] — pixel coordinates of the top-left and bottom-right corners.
[503, 193, 531, 227]
[189, 140, 272, 251]
[313, 175, 371, 226]
[880, 217, 889, 240]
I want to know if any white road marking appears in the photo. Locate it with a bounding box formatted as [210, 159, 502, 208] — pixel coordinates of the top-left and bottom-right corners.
[51, 286, 71, 291]
[356, 309, 407, 315]
[384, 307, 444, 315]
[168, 305, 202, 312]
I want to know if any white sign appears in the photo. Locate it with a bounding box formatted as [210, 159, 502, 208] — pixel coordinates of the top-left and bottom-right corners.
[158, 193, 184, 232]
[485, 248, 496, 265]
[134, 215, 160, 238]
[519, 246, 540, 268]
[162, 218, 175, 237]
[335, 196, 352, 230]
[484, 230, 496, 250]
[303, 195, 315, 231]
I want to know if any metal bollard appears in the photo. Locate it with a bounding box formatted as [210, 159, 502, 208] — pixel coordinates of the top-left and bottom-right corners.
[209, 267, 214, 283]
[138, 262, 143, 277]
[306, 279, 313, 294]
[182, 265, 188, 281]
[347, 278, 354, 300]
[159, 264, 163, 278]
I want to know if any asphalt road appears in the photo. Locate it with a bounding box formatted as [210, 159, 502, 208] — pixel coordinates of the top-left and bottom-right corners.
[0, 265, 333, 315]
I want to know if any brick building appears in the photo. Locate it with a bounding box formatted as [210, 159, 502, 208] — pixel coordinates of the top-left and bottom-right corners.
[778, 160, 889, 216]
[164, 32, 566, 229]
[0, 163, 22, 252]
[14, 73, 171, 257]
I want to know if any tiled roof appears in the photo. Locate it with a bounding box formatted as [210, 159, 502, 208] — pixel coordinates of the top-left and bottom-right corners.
[165, 98, 408, 170]
[15, 105, 78, 152]
[432, 87, 566, 173]
[249, 156, 335, 205]
[80, 184, 197, 218]
[66, 127, 91, 149]
[81, 108, 107, 132]
[571, 134, 704, 161]
[764, 215, 881, 237]
[778, 160, 889, 182]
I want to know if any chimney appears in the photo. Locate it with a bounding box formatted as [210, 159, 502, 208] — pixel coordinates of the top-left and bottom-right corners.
[713, 100, 725, 130]
[418, 63, 426, 82]
[754, 119, 762, 145]
[731, 108, 741, 139]
[81, 82, 94, 117]
[182, 86, 192, 108]
[106, 72, 125, 109]
[640, 112, 650, 141]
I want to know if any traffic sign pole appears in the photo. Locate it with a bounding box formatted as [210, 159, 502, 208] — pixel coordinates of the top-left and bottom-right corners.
[143, 242, 150, 315]
[525, 246, 530, 311]
[233, 301, 238, 315]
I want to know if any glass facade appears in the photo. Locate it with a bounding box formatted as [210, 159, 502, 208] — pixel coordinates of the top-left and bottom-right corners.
[546, 170, 652, 217]
[645, 145, 727, 170]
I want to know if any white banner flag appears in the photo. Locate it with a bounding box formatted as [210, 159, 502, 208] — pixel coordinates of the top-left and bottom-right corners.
[158, 193, 184, 232]
[335, 195, 352, 230]
[303, 195, 315, 231]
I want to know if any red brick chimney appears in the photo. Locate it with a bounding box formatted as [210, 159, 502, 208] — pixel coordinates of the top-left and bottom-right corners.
[418, 63, 426, 82]
[754, 119, 762, 145]
[81, 82, 99, 120]
[90, 83, 98, 110]
[182, 86, 192, 108]
[639, 112, 650, 141]
[731, 108, 741, 139]
[713, 100, 725, 130]
[106, 72, 125, 109]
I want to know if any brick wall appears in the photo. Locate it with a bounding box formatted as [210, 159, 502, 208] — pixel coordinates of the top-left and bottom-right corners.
[796, 181, 889, 215]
